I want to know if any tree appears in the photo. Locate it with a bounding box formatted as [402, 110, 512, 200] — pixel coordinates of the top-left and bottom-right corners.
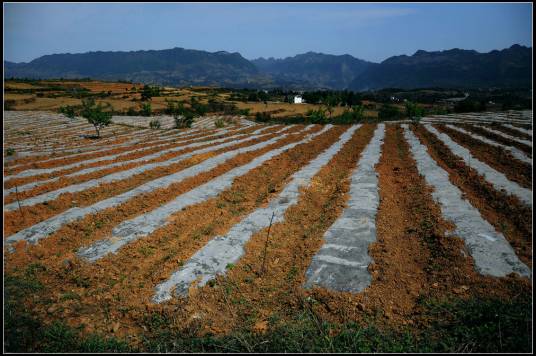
[247, 92, 259, 102]
[141, 84, 160, 101]
[80, 98, 112, 138]
[405, 101, 424, 120]
[190, 97, 208, 116]
[378, 104, 402, 121]
[307, 108, 328, 124]
[59, 105, 76, 119]
[324, 95, 339, 118]
[255, 112, 272, 123]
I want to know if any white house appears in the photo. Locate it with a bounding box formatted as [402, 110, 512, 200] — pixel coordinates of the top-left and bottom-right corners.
[294, 95, 304, 104]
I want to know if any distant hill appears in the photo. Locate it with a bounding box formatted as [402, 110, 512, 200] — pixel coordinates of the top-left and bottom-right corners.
[349, 44, 532, 91]
[4, 47, 266, 88]
[251, 52, 375, 90]
[4, 45, 532, 90]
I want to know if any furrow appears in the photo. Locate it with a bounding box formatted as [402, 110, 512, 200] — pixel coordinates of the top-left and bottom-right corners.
[3, 126, 239, 182]
[423, 125, 532, 207]
[3, 127, 251, 197]
[486, 124, 532, 140]
[303, 124, 385, 293]
[5, 125, 310, 247]
[435, 125, 532, 188]
[3, 126, 286, 211]
[76, 125, 334, 263]
[152, 125, 361, 303]
[460, 124, 532, 156]
[444, 124, 531, 165]
[4, 126, 207, 170]
[476, 125, 532, 147]
[403, 124, 531, 278]
[502, 124, 532, 136]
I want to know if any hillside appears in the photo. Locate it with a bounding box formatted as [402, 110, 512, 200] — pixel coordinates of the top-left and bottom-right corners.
[349, 44, 532, 91]
[252, 52, 375, 90]
[4, 47, 265, 88]
[5, 45, 532, 90]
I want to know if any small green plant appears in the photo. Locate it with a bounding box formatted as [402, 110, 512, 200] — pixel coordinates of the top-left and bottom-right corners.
[255, 112, 272, 123]
[149, 119, 161, 129]
[336, 105, 365, 124]
[138, 246, 156, 257]
[405, 101, 424, 122]
[6, 147, 16, 156]
[307, 108, 329, 124]
[60, 292, 81, 301]
[214, 118, 226, 128]
[378, 104, 402, 121]
[175, 112, 195, 129]
[190, 96, 208, 116]
[140, 102, 152, 116]
[165, 100, 195, 128]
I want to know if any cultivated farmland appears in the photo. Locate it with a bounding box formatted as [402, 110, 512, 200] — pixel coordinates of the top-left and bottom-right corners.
[3, 110, 533, 352]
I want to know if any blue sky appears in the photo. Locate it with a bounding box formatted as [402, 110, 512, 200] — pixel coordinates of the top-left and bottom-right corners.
[3, 2, 532, 63]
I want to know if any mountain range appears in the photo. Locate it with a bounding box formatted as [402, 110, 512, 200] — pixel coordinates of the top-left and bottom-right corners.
[4, 44, 532, 91]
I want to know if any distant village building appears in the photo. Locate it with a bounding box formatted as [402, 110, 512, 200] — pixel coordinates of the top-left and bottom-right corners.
[294, 95, 304, 104]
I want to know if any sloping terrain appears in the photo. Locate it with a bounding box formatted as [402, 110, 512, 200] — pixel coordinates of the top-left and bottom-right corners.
[3, 110, 532, 351]
[349, 45, 532, 90]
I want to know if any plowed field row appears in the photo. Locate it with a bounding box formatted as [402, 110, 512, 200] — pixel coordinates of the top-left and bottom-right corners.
[3, 110, 532, 344]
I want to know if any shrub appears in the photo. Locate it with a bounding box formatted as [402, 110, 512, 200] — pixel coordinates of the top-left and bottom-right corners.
[6, 147, 15, 156]
[165, 100, 184, 115]
[59, 105, 76, 119]
[378, 104, 402, 120]
[140, 103, 152, 116]
[336, 105, 365, 124]
[222, 102, 239, 115]
[255, 112, 272, 123]
[175, 112, 194, 129]
[307, 108, 329, 124]
[238, 108, 250, 116]
[4, 100, 15, 110]
[454, 99, 486, 113]
[127, 107, 138, 116]
[214, 118, 225, 128]
[141, 84, 160, 101]
[149, 119, 161, 129]
[190, 97, 208, 116]
[405, 101, 425, 121]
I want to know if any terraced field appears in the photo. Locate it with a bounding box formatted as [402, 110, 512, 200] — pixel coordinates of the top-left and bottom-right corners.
[3, 110, 532, 349]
